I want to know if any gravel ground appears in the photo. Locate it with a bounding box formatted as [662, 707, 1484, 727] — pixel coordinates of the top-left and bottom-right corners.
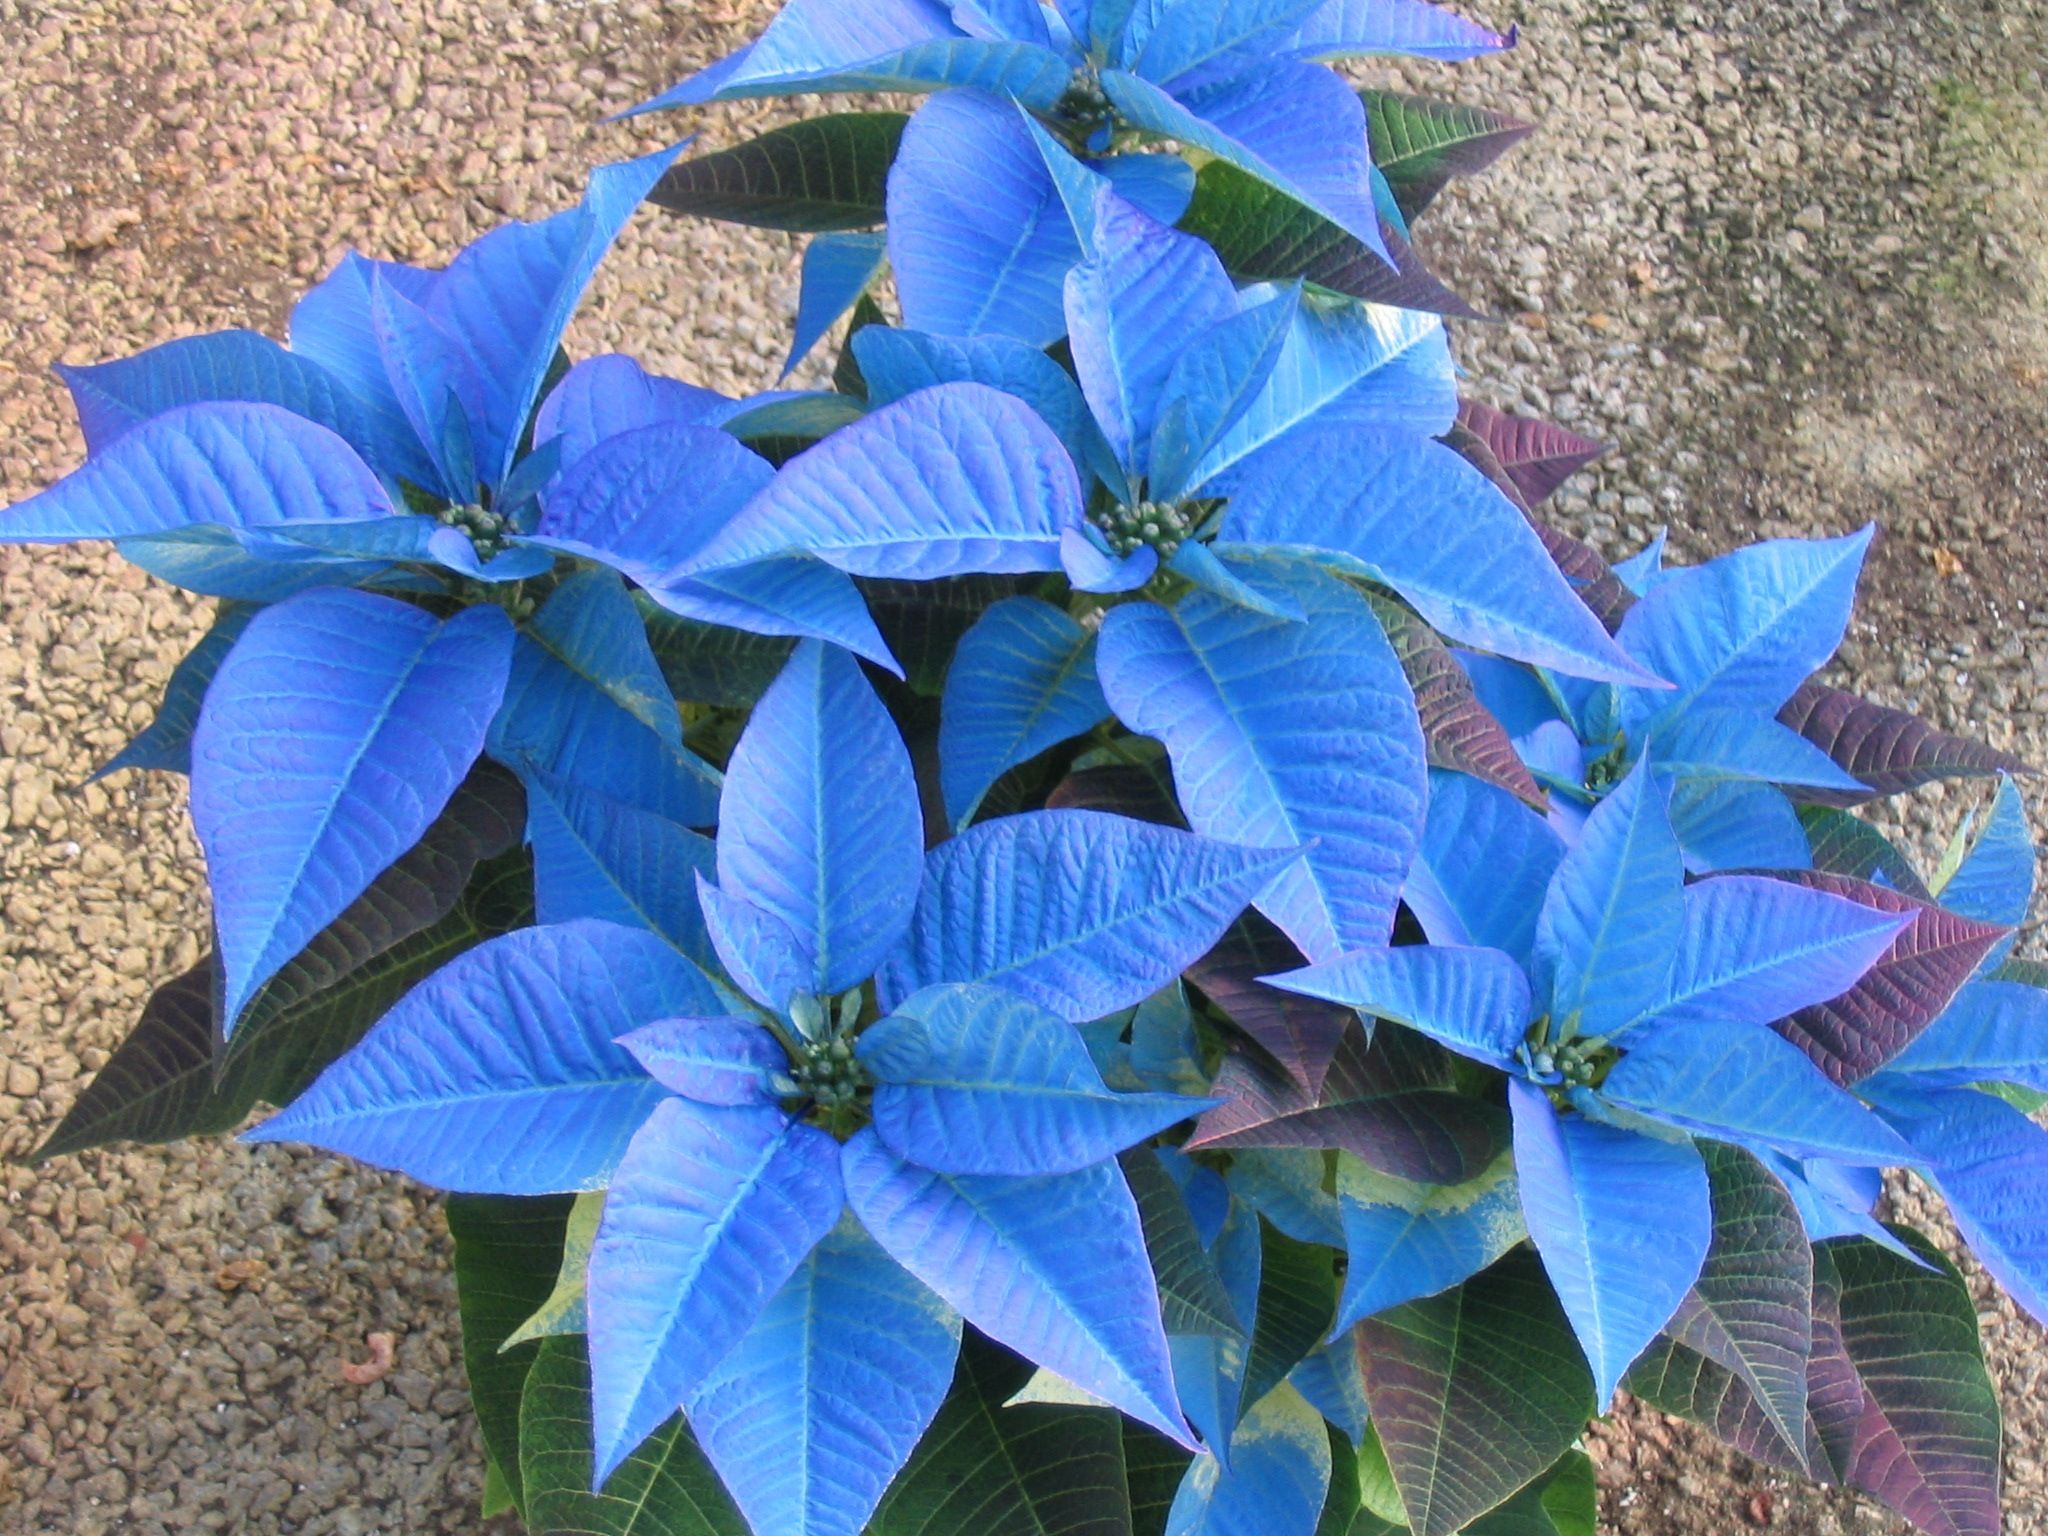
[0, 0, 2043, 1533]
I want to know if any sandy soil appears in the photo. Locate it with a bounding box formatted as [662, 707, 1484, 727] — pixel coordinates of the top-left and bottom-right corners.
[0, 0, 2043, 1532]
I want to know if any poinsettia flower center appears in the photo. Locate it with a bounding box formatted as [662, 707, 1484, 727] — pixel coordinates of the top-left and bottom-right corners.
[1518, 1013, 1619, 1092]
[789, 1035, 869, 1108]
[1053, 66, 1113, 136]
[1582, 734, 1631, 793]
[435, 499, 510, 559]
[779, 988, 875, 1133]
[1093, 497, 1202, 559]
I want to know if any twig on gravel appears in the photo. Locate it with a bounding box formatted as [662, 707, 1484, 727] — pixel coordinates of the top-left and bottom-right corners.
[340, 1331, 397, 1387]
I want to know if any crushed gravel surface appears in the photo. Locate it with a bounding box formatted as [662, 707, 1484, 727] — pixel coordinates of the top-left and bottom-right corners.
[1, 0, 2043, 1532]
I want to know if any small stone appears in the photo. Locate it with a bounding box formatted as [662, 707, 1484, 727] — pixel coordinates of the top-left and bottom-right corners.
[294, 1195, 339, 1236]
[216, 1258, 270, 1293]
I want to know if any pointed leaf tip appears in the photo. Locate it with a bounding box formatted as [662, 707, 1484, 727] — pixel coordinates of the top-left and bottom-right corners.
[193, 589, 514, 1033]
[1097, 565, 1427, 965]
[1767, 871, 2011, 1084]
[718, 639, 923, 995]
[588, 1100, 844, 1488]
[843, 1129, 1196, 1450]
[1780, 681, 2031, 807]
[1510, 1080, 1711, 1409]
[870, 984, 1210, 1175]
[246, 920, 723, 1194]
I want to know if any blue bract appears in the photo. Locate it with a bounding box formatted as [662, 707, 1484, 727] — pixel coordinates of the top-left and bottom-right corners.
[5, 6, 2043, 1536]
[16, 149, 681, 599]
[640, 0, 1509, 257]
[252, 637, 1294, 1532]
[1273, 761, 1915, 1402]
[636, 0, 1512, 359]
[1462, 525, 1884, 868]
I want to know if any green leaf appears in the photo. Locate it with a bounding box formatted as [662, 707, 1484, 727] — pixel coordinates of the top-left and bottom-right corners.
[835, 292, 889, 398]
[871, 1331, 1134, 1536]
[638, 594, 795, 710]
[1798, 806, 1931, 899]
[449, 1195, 576, 1518]
[231, 761, 525, 1043]
[1990, 955, 2048, 989]
[1983, 1080, 2048, 1113]
[861, 573, 1027, 698]
[1242, 1219, 1338, 1413]
[649, 113, 908, 232]
[1663, 1143, 1813, 1467]
[482, 1456, 517, 1520]
[721, 392, 868, 467]
[505, 1190, 604, 1348]
[1320, 1442, 1594, 1536]
[1176, 161, 1476, 318]
[1623, 1335, 1807, 1475]
[1537, 1452, 1596, 1536]
[1125, 1421, 1194, 1536]
[1808, 1231, 2002, 1536]
[1315, 1429, 1406, 1536]
[1122, 1149, 1243, 1342]
[1361, 91, 1533, 223]
[34, 769, 529, 1161]
[1463, 1450, 1597, 1536]
[1355, 1247, 1596, 1536]
[520, 1334, 749, 1536]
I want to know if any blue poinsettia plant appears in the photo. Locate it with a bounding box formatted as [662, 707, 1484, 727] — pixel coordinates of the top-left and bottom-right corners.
[10, 3, 2046, 1535]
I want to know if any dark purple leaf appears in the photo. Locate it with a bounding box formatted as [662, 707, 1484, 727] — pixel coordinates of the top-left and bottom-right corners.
[1186, 912, 1352, 1093]
[1455, 399, 1608, 506]
[1528, 517, 1637, 633]
[1807, 1232, 2002, 1536]
[1440, 418, 1530, 508]
[1187, 1025, 1507, 1185]
[1664, 1143, 1814, 1465]
[1355, 1247, 1595, 1536]
[1045, 760, 1186, 827]
[1778, 683, 2030, 807]
[1441, 418, 1633, 632]
[1367, 219, 1486, 320]
[1364, 591, 1545, 810]
[35, 765, 527, 1161]
[1767, 872, 2010, 1084]
[1803, 1241, 1872, 1477]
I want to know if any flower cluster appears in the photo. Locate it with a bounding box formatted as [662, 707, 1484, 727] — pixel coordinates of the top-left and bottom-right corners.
[8, 3, 2043, 1536]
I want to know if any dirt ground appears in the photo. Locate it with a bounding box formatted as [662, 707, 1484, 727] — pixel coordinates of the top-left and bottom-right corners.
[0, 0, 2044, 1532]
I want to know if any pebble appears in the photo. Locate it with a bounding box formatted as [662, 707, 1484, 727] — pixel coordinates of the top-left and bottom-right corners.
[3, 0, 2047, 1534]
